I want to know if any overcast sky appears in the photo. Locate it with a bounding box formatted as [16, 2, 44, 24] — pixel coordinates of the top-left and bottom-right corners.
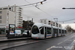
[0, 0, 75, 29]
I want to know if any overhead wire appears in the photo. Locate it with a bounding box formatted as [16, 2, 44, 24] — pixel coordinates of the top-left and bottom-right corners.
[24, 0, 75, 24]
[24, 0, 54, 18]
[59, 18, 75, 22]
[16, 0, 45, 7]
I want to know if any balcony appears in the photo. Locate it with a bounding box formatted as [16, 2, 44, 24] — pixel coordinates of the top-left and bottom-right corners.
[19, 16, 21, 17]
[0, 8, 2, 10]
[19, 8, 22, 9]
[19, 18, 22, 20]
[19, 10, 22, 11]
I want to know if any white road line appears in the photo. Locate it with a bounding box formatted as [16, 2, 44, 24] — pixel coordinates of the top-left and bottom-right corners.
[57, 35, 75, 45]
[46, 46, 55, 50]
[46, 34, 75, 50]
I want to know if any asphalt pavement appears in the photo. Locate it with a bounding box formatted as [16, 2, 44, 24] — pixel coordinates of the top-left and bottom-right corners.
[2, 33, 75, 50]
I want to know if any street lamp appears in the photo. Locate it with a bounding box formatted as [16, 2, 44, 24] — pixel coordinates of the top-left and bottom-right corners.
[62, 7, 75, 24]
[62, 7, 75, 9]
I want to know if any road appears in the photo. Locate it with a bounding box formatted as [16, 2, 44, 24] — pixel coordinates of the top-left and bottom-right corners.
[2, 33, 75, 50]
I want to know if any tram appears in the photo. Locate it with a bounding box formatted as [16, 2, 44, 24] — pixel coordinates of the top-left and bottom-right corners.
[31, 23, 66, 39]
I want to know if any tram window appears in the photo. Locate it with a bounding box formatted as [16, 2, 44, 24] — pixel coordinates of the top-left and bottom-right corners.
[32, 26, 39, 34]
[56, 29, 58, 33]
[54, 29, 58, 33]
[62, 30, 63, 33]
[47, 27, 51, 34]
[62, 30, 64, 33]
[64, 30, 66, 33]
[40, 27, 44, 34]
[63, 30, 64, 33]
[53, 29, 55, 33]
[63, 30, 66, 34]
[59, 29, 61, 33]
[64, 30, 65, 33]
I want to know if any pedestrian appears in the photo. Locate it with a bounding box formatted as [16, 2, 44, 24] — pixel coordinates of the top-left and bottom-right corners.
[27, 30, 29, 36]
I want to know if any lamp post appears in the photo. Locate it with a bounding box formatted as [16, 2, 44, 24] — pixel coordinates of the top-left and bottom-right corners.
[62, 7, 75, 9]
[62, 7, 75, 23]
[53, 18, 58, 27]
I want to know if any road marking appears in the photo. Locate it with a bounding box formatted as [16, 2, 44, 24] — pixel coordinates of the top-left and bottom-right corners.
[46, 46, 55, 50]
[57, 42, 63, 45]
[57, 35, 75, 45]
[46, 34, 75, 50]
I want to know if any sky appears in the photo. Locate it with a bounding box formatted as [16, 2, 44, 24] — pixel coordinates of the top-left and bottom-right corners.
[0, 0, 75, 29]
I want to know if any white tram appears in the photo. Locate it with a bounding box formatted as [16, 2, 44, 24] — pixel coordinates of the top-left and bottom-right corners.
[31, 23, 66, 39]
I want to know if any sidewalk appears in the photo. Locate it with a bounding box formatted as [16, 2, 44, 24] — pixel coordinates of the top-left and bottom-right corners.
[0, 36, 31, 42]
[0, 33, 73, 42]
[0, 34, 6, 37]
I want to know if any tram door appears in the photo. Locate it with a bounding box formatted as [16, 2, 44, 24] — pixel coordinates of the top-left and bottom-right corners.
[45, 27, 51, 38]
[40, 27, 44, 38]
[53, 28, 58, 37]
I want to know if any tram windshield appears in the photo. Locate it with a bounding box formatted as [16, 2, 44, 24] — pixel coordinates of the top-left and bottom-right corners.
[32, 26, 39, 34]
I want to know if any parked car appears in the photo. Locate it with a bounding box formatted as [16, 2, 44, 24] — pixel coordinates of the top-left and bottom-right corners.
[23, 30, 31, 36]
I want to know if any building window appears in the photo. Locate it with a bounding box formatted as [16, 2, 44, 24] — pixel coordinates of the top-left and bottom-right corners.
[3, 8, 8, 10]
[44, 20, 46, 24]
[56, 23, 58, 27]
[9, 7, 11, 9]
[59, 24, 61, 27]
[0, 20, 2, 23]
[0, 8, 2, 10]
[0, 16, 2, 19]
[0, 11, 2, 13]
[48, 21, 51, 25]
[53, 22, 55, 26]
[40, 20, 43, 23]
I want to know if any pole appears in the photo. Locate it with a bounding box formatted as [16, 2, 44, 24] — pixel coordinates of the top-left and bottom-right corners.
[54, 18, 58, 27]
[14, 4, 16, 28]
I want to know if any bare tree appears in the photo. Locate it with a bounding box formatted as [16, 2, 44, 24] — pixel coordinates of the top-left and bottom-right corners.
[65, 25, 74, 33]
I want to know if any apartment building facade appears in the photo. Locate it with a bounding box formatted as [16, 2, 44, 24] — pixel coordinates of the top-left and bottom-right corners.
[0, 5, 23, 34]
[40, 19, 62, 28]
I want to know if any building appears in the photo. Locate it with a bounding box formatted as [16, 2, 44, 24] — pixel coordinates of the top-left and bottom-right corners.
[0, 5, 23, 34]
[23, 20, 34, 30]
[40, 19, 52, 25]
[40, 19, 62, 28]
[40, 19, 53, 25]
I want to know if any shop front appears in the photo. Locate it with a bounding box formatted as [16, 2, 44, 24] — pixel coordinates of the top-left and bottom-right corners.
[0, 28, 6, 34]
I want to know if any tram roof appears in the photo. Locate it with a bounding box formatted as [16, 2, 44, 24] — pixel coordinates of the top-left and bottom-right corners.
[33, 23, 66, 30]
[34, 23, 52, 28]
